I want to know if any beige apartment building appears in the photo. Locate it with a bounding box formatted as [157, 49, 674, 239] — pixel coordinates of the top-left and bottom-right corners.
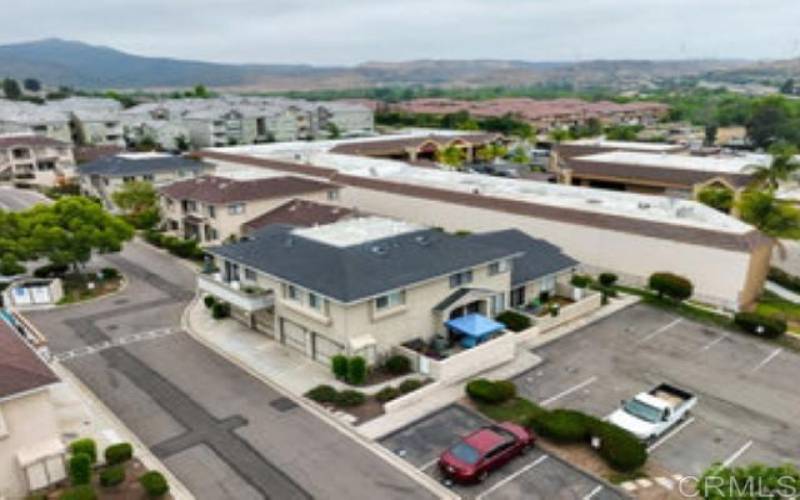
[0, 317, 65, 499]
[0, 134, 75, 187]
[199, 217, 578, 364]
[159, 175, 341, 244]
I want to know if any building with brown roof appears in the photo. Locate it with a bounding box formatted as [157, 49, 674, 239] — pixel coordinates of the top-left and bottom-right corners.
[330, 132, 503, 162]
[160, 175, 342, 244]
[0, 134, 75, 187]
[0, 316, 65, 498]
[242, 199, 357, 234]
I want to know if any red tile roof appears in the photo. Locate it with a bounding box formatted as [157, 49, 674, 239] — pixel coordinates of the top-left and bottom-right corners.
[159, 175, 339, 204]
[0, 318, 59, 400]
[242, 199, 358, 233]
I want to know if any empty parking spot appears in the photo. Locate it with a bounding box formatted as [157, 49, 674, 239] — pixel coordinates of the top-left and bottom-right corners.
[540, 376, 598, 407]
[722, 441, 753, 467]
[476, 455, 549, 500]
[639, 318, 682, 343]
[750, 348, 782, 373]
[647, 417, 696, 452]
[700, 332, 729, 351]
[583, 485, 604, 499]
[419, 458, 439, 471]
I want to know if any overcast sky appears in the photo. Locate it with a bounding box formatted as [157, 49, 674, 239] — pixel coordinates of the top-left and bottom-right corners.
[4, 0, 800, 65]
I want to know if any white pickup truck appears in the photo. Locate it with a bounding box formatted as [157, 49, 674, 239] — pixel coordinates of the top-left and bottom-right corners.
[608, 384, 697, 442]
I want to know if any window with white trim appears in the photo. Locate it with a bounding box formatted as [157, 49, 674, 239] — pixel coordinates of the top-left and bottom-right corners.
[244, 268, 257, 281]
[449, 270, 473, 288]
[375, 290, 405, 311]
[489, 260, 510, 276]
[227, 203, 246, 215]
[308, 292, 323, 311]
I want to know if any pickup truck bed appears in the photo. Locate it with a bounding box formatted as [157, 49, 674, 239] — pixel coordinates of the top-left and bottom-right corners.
[649, 383, 693, 409]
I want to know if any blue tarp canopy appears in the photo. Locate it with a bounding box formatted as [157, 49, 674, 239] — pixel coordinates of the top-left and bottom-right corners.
[445, 313, 506, 348]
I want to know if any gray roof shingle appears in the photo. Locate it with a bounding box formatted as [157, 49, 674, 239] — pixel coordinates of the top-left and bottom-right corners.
[78, 155, 207, 177]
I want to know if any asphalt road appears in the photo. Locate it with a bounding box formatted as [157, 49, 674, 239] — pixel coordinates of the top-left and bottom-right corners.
[0, 185, 50, 211]
[25, 242, 436, 500]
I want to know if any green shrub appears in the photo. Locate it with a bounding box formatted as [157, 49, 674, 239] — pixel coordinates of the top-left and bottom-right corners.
[59, 485, 97, 500]
[335, 389, 366, 407]
[33, 263, 69, 278]
[399, 378, 424, 394]
[375, 386, 401, 403]
[570, 274, 592, 288]
[768, 267, 800, 294]
[26, 494, 47, 500]
[531, 409, 591, 443]
[466, 379, 516, 404]
[305, 385, 338, 404]
[69, 438, 97, 463]
[383, 355, 411, 375]
[495, 310, 532, 332]
[590, 421, 648, 472]
[211, 302, 230, 319]
[648, 272, 693, 301]
[100, 267, 119, 280]
[68, 453, 92, 485]
[346, 356, 367, 385]
[734, 312, 787, 338]
[331, 355, 348, 380]
[143, 230, 164, 247]
[598, 273, 618, 287]
[99, 464, 126, 487]
[203, 295, 216, 309]
[104, 442, 133, 465]
[139, 471, 169, 497]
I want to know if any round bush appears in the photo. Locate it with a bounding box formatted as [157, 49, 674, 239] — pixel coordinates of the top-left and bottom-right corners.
[203, 295, 216, 309]
[570, 274, 592, 288]
[59, 485, 97, 500]
[335, 389, 366, 407]
[68, 453, 92, 486]
[531, 410, 591, 443]
[100, 267, 120, 280]
[33, 263, 69, 278]
[305, 385, 338, 404]
[375, 386, 401, 403]
[495, 311, 531, 332]
[465, 379, 516, 404]
[734, 312, 787, 338]
[211, 302, 230, 319]
[346, 356, 367, 385]
[331, 355, 348, 380]
[598, 273, 618, 287]
[104, 442, 133, 465]
[384, 355, 411, 375]
[69, 438, 97, 463]
[99, 464, 126, 487]
[590, 421, 648, 472]
[399, 378, 424, 394]
[139, 471, 169, 497]
[648, 272, 693, 301]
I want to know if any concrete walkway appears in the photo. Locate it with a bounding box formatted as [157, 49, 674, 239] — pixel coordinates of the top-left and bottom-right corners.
[765, 280, 800, 303]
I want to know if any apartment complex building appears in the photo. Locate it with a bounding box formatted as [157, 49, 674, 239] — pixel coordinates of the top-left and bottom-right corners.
[0, 134, 76, 186]
[159, 174, 341, 244]
[200, 217, 577, 363]
[197, 132, 772, 310]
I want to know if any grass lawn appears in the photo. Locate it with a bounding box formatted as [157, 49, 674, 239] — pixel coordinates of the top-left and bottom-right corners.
[59, 272, 123, 305]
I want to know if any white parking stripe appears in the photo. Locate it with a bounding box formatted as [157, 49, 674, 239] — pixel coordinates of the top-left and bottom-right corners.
[647, 417, 696, 452]
[476, 455, 549, 500]
[639, 318, 683, 343]
[751, 348, 782, 373]
[722, 441, 753, 467]
[419, 458, 438, 471]
[583, 485, 604, 499]
[700, 332, 729, 351]
[540, 377, 598, 407]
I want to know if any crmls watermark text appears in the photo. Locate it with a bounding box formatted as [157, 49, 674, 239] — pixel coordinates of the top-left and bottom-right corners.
[678, 475, 799, 498]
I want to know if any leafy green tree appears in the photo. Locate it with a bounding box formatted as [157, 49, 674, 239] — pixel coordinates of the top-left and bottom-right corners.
[326, 122, 341, 139]
[2, 78, 21, 100]
[549, 129, 572, 143]
[175, 135, 191, 152]
[697, 462, 799, 499]
[436, 145, 466, 169]
[605, 125, 642, 141]
[134, 135, 159, 152]
[509, 145, 531, 165]
[22, 78, 41, 92]
[112, 181, 160, 229]
[476, 143, 508, 163]
[194, 84, 210, 98]
[696, 186, 733, 213]
[780, 78, 796, 95]
[738, 190, 800, 238]
[746, 96, 800, 149]
[746, 142, 800, 190]
[0, 254, 25, 276]
[704, 123, 718, 146]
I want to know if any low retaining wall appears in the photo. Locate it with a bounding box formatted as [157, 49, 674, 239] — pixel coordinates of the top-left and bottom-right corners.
[535, 290, 603, 332]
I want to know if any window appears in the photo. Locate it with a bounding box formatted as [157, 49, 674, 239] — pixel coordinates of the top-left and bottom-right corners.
[228, 203, 246, 215]
[489, 260, 509, 276]
[244, 268, 257, 281]
[449, 270, 473, 288]
[143, 174, 154, 182]
[166, 198, 174, 208]
[540, 275, 556, 292]
[308, 292, 322, 310]
[491, 293, 506, 316]
[327, 190, 339, 201]
[207, 205, 216, 218]
[375, 290, 405, 311]
[122, 176, 136, 183]
[286, 285, 303, 302]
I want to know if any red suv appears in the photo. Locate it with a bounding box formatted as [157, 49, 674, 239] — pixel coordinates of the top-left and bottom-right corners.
[438, 422, 535, 483]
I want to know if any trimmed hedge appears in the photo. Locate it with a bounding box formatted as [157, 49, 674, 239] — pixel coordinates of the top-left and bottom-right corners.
[570, 274, 592, 288]
[335, 389, 366, 407]
[69, 438, 97, 463]
[375, 386, 401, 403]
[211, 302, 230, 319]
[598, 273, 618, 287]
[495, 310, 532, 332]
[734, 312, 787, 338]
[305, 385, 338, 404]
[59, 485, 97, 500]
[383, 355, 411, 375]
[331, 355, 348, 380]
[466, 379, 516, 404]
[648, 272, 693, 301]
[203, 295, 216, 309]
[99, 464, 126, 487]
[530, 409, 591, 443]
[68, 453, 92, 485]
[139, 471, 169, 497]
[399, 378, 424, 394]
[34, 263, 69, 278]
[104, 442, 133, 465]
[591, 420, 648, 472]
[100, 267, 120, 280]
[346, 356, 367, 385]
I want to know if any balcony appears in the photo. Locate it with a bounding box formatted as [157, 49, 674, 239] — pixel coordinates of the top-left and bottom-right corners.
[197, 273, 273, 313]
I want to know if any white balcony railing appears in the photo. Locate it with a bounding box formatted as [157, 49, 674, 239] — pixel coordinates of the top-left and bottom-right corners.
[197, 273, 273, 313]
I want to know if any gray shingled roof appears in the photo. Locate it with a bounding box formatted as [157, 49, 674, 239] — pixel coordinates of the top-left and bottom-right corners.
[78, 155, 207, 177]
[466, 230, 578, 286]
[207, 225, 521, 303]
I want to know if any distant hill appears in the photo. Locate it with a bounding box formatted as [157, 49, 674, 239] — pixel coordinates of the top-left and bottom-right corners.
[0, 38, 760, 91]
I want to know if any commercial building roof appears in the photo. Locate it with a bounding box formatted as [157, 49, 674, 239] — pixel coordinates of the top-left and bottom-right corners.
[242, 199, 357, 234]
[565, 139, 684, 152]
[159, 174, 338, 204]
[573, 150, 766, 175]
[208, 220, 520, 303]
[0, 317, 59, 401]
[78, 153, 206, 177]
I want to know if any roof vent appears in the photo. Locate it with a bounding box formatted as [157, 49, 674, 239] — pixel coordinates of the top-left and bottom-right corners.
[370, 244, 388, 255]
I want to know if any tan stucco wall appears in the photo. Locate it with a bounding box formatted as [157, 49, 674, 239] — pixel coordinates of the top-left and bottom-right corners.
[0, 389, 61, 499]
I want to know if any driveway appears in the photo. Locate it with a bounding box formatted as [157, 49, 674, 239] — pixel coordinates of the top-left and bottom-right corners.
[514, 303, 800, 477]
[25, 241, 436, 500]
[0, 185, 50, 211]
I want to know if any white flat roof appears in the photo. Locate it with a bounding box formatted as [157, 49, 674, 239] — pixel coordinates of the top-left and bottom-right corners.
[566, 139, 683, 152]
[574, 150, 769, 174]
[116, 152, 175, 160]
[208, 135, 755, 235]
[292, 216, 425, 247]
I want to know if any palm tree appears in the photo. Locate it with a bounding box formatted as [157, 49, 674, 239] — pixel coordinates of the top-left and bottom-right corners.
[436, 145, 466, 170]
[737, 190, 800, 238]
[746, 142, 800, 190]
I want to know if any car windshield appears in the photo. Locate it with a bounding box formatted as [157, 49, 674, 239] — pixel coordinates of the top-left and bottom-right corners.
[449, 443, 481, 464]
[624, 399, 663, 423]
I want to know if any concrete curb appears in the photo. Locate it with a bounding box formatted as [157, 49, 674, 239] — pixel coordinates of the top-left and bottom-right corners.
[51, 361, 195, 500]
[181, 293, 457, 500]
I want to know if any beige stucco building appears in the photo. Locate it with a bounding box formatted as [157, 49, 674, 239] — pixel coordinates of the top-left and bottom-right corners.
[0, 134, 76, 187]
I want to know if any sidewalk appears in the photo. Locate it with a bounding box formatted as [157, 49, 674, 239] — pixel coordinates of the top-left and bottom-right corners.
[51, 362, 194, 500]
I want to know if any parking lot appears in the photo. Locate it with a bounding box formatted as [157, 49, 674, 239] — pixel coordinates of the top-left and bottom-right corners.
[380, 405, 626, 500]
[515, 303, 800, 477]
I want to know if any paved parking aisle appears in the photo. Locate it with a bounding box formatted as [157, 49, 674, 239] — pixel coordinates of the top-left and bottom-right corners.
[380, 405, 626, 500]
[515, 303, 800, 478]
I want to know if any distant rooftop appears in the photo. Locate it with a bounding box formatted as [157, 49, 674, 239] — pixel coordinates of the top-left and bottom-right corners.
[565, 139, 684, 152]
[574, 150, 767, 175]
[78, 153, 207, 177]
[160, 174, 338, 204]
[0, 316, 59, 401]
[292, 216, 425, 248]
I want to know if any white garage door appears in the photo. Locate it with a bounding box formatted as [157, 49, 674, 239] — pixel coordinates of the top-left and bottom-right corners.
[313, 333, 344, 364]
[281, 319, 307, 354]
